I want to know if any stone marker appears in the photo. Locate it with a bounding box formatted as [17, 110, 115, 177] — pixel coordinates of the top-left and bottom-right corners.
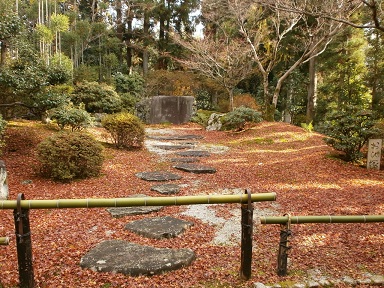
[106, 194, 163, 217]
[80, 240, 195, 276]
[125, 216, 194, 239]
[175, 150, 210, 157]
[135, 171, 182, 181]
[151, 183, 180, 195]
[174, 163, 216, 174]
[367, 139, 382, 170]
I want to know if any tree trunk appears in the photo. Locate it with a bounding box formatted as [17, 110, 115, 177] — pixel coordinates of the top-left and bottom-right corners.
[262, 74, 275, 121]
[142, 9, 150, 76]
[306, 56, 317, 124]
[0, 40, 7, 67]
[116, 0, 123, 66]
[126, 17, 133, 73]
[157, 0, 166, 70]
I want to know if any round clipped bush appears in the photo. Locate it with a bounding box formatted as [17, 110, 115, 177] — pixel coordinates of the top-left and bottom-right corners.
[102, 112, 145, 149]
[37, 131, 104, 181]
[221, 106, 263, 131]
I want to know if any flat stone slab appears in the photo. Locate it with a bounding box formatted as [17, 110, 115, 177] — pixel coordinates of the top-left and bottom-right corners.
[147, 135, 203, 141]
[169, 157, 200, 163]
[80, 240, 195, 276]
[125, 216, 194, 239]
[106, 194, 163, 217]
[175, 150, 210, 157]
[135, 171, 182, 181]
[151, 184, 180, 195]
[153, 144, 192, 150]
[174, 163, 216, 174]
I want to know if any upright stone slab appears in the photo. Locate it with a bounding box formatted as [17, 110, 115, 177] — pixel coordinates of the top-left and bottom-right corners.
[149, 96, 195, 124]
[367, 139, 382, 170]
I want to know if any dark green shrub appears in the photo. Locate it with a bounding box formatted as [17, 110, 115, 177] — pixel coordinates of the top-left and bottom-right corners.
[72, 81, 122, 113]
[102, 112, 145, 149]
[221, 106, 263, 131]
[320, 106, 381, 162]
[37, 131, 104, 181]
[50, 104, 93, 131]
[115, 72, 145, 96]
[195, 90, 213, 110]
[191, 110, 214, 127]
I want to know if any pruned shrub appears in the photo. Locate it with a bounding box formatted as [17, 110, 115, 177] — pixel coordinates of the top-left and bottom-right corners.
[320, 106, 381, 162]
[37, 131, 104, 181]
[72, 81, 122, 113]
[102, 112, 145, 149]
[221, 106, 263, 131]
[50, 104, 93, 131]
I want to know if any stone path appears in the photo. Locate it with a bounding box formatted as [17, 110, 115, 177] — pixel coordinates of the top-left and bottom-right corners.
[82, 129, 221, 276]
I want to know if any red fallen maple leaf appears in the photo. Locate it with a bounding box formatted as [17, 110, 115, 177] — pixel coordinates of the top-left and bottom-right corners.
[0, 121, 383, 288]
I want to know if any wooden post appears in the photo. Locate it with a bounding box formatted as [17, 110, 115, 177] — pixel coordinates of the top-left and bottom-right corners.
[277, 216, 291, 276]
[240, 189, 253, 280]
[13, 193, 34, 288]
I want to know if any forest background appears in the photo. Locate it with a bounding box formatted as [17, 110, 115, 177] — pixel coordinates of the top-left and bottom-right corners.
[1, 0, 384, 127]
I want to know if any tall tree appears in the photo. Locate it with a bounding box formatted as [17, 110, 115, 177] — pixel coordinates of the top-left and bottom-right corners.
[0, 0, 22, 66]
[229, 0, 360, 120]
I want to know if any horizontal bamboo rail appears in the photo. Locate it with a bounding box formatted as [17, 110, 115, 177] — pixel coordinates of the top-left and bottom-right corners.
[0, 192, 277, 210]
[0, 236, 9, 245]
[258, 215, 384, 224]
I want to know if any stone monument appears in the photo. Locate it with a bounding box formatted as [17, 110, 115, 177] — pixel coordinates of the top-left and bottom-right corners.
[149, 96, 194, 124]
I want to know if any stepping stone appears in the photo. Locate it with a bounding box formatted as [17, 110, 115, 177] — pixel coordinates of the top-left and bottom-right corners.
[80, 240, 195, 276]
[135, 171, 182, 181]
[169, 157, 200, 163]
[125, 216, 194, 239]
[147, 135, 203, 141]
[106, 194, 163, 218]
[174, 163, 216, 174]
[153, 144, 192, 150]
[175, 150, 210, 157]
[151, 184, 180, 195]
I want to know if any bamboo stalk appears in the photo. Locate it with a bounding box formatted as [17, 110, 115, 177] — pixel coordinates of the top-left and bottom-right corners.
[259, 215, 384, 224]
[0, 236, 9, 245]
[0, 193, 277, 210]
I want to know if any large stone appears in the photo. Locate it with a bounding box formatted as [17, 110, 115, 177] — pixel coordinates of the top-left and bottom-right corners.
[174, 163, 216, 174]
[106, 194, 163, 217]
[125, 216, 194, 239]
[149, 96, 195, 124]
[206, 113, 225, 131]
[135, 171, 182, 181]
[175, 150, 210, 157]
[151, 184, 180, 195]
[80, 240, 195, 276]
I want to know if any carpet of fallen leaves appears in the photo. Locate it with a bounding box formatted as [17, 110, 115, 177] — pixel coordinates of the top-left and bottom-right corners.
[0, 120, 383, 288]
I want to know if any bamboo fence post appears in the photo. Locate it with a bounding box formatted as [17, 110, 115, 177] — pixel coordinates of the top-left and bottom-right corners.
[13, 193, 34, 288]
[240, 189, 253, 280]
[277, 215, 291, 276]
